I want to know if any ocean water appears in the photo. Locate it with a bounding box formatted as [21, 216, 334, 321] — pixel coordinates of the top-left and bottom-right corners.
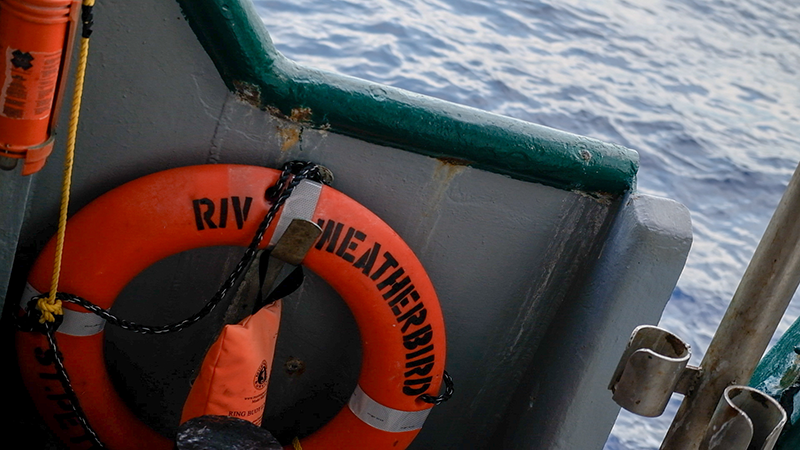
[254, 0, 800, 448]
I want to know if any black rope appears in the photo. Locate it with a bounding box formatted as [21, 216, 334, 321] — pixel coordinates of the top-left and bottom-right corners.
[419, 370, 454, 405]
[21, 161, 323, 335]
[44, 325, 106, 449]
[81, 3, 94, 39]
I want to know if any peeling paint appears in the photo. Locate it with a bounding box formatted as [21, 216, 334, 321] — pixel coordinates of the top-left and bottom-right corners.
[289, 107, 313, 123]
[232, 80, 261, 107]
[278, 125, 301, 151]
[434, 159, 468, 185]
[419, 159, 469, 227]
[574, 189, 615, 206]
[275, 108, 317, 151]
[437, 156, 472, 167]
[265, 105, 315, 124]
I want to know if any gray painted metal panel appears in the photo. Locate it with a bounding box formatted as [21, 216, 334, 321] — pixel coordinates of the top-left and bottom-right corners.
[0, 164, 32, 310]
[497, 194, 692, 449]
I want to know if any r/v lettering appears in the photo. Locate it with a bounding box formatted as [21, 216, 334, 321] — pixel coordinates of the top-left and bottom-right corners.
[192, 197, 252, 230]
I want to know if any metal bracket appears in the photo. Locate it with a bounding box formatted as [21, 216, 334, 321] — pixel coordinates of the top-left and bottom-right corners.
[701, 385, 787, 450]
[222, 218, 322, 325]
[260, 218, 322, 292]
[609, 325, 697, 417]
[221, 248, 265, 326]
[270, 218, 322, 266]
[610, 326, 787, 449]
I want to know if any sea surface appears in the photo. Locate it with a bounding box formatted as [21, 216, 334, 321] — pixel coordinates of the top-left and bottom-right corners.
[254, 0, 800, 448]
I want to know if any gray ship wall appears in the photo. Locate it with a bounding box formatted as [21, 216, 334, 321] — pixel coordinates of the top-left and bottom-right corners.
[497, 195, 692, 449]
[0, 0, 692, 448]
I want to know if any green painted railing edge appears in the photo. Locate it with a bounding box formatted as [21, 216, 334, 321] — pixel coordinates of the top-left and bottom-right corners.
[175, 0, 639, 195]
[751, 317, 800, 448]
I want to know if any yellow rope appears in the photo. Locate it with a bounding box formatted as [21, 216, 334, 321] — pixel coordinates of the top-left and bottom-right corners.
[38, 0, 93, 323]
[292, 437, 302, 450]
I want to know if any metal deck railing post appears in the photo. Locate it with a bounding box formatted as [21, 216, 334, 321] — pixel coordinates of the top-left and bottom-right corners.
[661, 160, 800, 449]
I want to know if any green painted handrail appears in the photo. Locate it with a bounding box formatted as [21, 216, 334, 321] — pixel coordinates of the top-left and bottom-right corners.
[751, 317, 800, 449]
[176, 0, 639, 195]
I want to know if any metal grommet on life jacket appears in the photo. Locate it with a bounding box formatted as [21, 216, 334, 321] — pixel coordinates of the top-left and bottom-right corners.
[16, 164, 447, 450]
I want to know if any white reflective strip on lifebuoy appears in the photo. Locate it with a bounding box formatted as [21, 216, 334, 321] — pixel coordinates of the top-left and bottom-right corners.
[348, 384, 432, 433]
[19, 283, 38, 310]
[268, 179, 323, 248]
[19, 282, 106, 336]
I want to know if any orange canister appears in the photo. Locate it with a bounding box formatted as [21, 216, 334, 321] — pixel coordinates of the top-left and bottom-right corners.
[0, 0, 77, 174]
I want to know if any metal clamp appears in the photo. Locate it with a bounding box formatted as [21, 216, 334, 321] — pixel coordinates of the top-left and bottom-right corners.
[701, 385, 787, 450]
[259, 218, 322, 300]
[222, 218, 322, 326]
[609, 325, 699, 417]
[270, 218, 322, 266]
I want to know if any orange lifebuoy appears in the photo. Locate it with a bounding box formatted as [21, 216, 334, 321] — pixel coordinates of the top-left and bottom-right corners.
[16, 164, 447, 450]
